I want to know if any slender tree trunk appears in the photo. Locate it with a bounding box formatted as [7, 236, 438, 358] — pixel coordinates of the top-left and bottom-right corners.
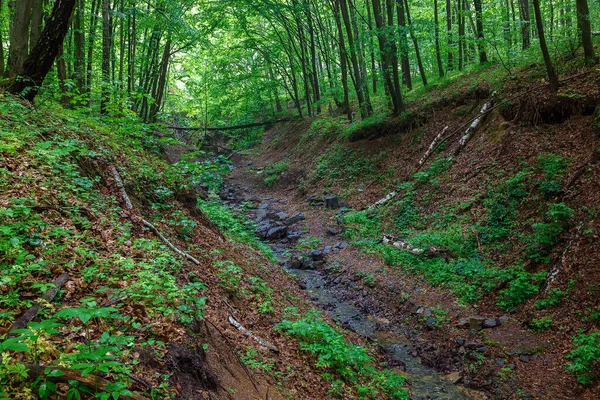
[100, 0, 111, 114]
[446, 0, 453, 71]
[57, 43, 70, 104]
[9, 0, 77, 101]
[0, 0, 5, 76]
[29, 0, 43, 49]
[306, 2, 321, 114]
[458, 0, 464, 70]
[518, 0, 531, 49]
[404, 0, 427, 86]
[434, 0, 445, 77]
[8, 0, 32, 77]
[576, 0, 595, 64]
[333, 0, 351, 120]
[397, 0, 412, 89]
[340, 0, 372, 118]
[532, 0, 559, 91]
[118, 0, 124, 88]
[86, 0, 100, 94]
[366, 0, 377, 93]
[473, 0, 487, 62]
[269, 65, 283, 113]
[149, 38, 171, 122]
[73, 0, 85, 94]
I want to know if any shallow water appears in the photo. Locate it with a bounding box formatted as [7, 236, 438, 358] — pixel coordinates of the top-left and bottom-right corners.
[289, 268, 473, 400]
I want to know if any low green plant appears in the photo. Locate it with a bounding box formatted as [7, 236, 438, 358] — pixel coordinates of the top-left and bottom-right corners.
[249, 276, 275, 314]
[275, 309, 408, 399]
[566, 332, 600, 384]
[264, 159, 289, 187]
[529, 317, 553, 331]
[215, 260, 243, 294]
[239, 346, 275, 371]
[496, 268, 546, 311]
[535, 154, 569, 197]
[526, 203, 574, 263]
[535, 288, 567, 309]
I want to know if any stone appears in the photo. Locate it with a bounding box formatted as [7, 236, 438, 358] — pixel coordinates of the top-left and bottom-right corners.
[284, 213, 305, 226]
[289, 256, 303, 269]
[258, 203, 269, 209]
[323, 246, 333, 254]
[457, 316, 486, 330]
[276, 211, 289, 221]
[325, 195, 341, 209]
[255, 208, 268, 221]
[265, 226, 288, 240]
[456, 337, 466, 346]
[483, 318, 499, 329]
[425, 317, 436, 330]
[499, 315, 509, 324]
[300, 258, 315, 270]
[519, 355, 530, 363]
[464, 341, 480, 350]
[442, 371, 462, 384]
[423, 309, 433, 317]
[326, 227, 339, 236]
[476, 345, 488, 353]
[310, 250, 325, 261]
[495, 358, 505, 366]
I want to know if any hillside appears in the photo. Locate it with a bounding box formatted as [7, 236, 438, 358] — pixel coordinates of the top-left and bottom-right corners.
[223, 62, 600, 399]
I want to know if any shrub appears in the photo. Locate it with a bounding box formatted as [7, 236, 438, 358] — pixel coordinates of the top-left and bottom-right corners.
[215, 260, 243, 294]
[264, 159, 289, 187]
[536, 154, 569, 196]
[496, 267, 546, 311]
[527, 203, 574, 263]
[566, 332, 600, 385]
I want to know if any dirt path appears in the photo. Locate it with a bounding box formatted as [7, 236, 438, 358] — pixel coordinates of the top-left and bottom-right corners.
[222, 157, 491, 400]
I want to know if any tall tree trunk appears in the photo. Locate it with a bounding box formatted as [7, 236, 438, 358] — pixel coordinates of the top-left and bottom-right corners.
[86, 0, 100, 94]
[473, 0, 487, 62]
[434, 0, 445, 77]
[458, 0, 465, 70]
[446, 0, 453, 71]
[8, 0, 32, 77]
[306, 2, 321, 114]
[56, 43, 70, 105]
[118, 0, 125, 88]
[29, 0, 43, 49]
[404, 0, 427, 86]
[73, 0, 85, 94]
[340, 0, 372, 118]
[396, 0, 412, 89]
[576, 0, 595, 64]
[0, 0, 5, 76]
[269, 65, 283, 113]
[532, 0, 559, 91]
[366, 0, 377, 93]
[9, 0, 77, 101]
[333, 0, 351, 120]
[518, 0, 531, 49]
[149, 38, 171, 122]
[100, 0, 111, 114]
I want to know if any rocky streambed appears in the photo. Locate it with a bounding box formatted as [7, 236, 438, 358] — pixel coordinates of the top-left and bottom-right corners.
[218, 180, 484, 400]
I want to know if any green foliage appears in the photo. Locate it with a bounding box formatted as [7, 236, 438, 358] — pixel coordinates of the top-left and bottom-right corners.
[342, 113, 389, 139]
[355, 272, 376, 288]
[249, 276, 275, 314]
[496, 268, 546, 311]
[300, 118, 343, 145]
[239, 347, 275, 371]
[198, 199, 276, 261]
[527, 203, 574, 263]
[215, 260, 243, 294]
[264, 159, 289, 187]
[535, 154, 569, 197]
[535, 288, 567, 309]
[313, 145, 383, 185]
[566, 332, 600, 385]
[529, 317, 553, 331]
[275, 310, 408, 399]
[174, 152, 231, 192]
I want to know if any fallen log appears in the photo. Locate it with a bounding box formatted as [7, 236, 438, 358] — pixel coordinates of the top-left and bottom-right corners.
[9, 272, 69, 334]
[452, 92, 496, 157]
[169, 118, 291, 132]
[419, 126, 448, 166]
[228, 316, 279, 353]
[24, 364, 149, 400]
[382, 235, 450, 258]
[368, 191, 398, 210]
[110, 166, 200, 266]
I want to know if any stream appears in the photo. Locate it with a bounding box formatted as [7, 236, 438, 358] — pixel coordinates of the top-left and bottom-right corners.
[220, 177, 475, 400]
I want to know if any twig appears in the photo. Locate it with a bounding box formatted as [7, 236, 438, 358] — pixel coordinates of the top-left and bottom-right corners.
[10, 272, 69, 334]
[24, 364, 149, 400]
[110, 166, 200, 265]
[228, 316, 280, 353]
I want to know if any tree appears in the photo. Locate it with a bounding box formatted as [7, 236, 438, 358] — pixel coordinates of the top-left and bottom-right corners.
[531, 0, 558, 91]
[473, 0, 487, 63]
[518, 0, 531, 50]
[434, 0, 445, 77]
[100, 0, 111, 114]
[8, 0, 32, 77]
[9, 0, 77, 101]
[576, 0, 595, 64]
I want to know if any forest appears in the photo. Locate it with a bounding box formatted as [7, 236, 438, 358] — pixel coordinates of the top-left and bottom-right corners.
[1, 0, 600, 399]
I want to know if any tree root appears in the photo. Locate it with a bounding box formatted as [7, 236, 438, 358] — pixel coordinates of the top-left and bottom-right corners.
[228, 316, 279, 353]
[110, 166, 200, 265]
[24, 364, 149, 400]
[382, 235, 451, 258]
[9, 272, 69, 334]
